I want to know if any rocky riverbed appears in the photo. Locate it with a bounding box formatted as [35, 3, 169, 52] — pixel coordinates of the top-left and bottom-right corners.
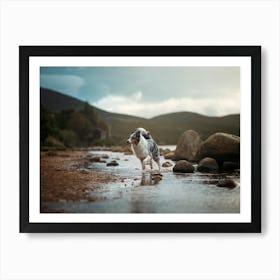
[41, 146, 240, 213]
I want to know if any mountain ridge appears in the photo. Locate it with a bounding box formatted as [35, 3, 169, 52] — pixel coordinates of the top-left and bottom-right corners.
[40, 87, 240, 144]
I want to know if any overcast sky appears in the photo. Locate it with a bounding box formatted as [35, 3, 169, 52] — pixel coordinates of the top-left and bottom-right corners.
[40, 66, 240, 118]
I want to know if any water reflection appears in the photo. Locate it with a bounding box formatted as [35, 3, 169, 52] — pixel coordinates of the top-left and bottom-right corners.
[140, 173, 162, 186]
[42, 147, 240, 213]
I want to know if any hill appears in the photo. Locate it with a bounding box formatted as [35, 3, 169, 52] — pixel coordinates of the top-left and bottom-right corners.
[40, 87, 240, 145]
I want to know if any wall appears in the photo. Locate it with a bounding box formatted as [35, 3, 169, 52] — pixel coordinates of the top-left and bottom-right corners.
[0, 0, 279, 279]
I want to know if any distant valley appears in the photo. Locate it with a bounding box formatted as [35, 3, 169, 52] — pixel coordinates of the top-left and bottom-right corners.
[40, 88, 240, 145]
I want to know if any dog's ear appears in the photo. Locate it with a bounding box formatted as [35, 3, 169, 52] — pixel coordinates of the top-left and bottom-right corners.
[136, 130, 141, 137]
[143, 131, 151, 139]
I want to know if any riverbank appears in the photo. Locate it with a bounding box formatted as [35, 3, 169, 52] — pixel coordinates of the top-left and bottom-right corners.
[41, 147, 240, 213]
[40, 151, 119, 211]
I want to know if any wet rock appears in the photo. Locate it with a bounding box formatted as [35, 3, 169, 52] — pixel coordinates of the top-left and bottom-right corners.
[160, 148, 171, 156]
[196, 133, 240, 165]
[162, 161, 172, 168]
[222, 161, 240, 171]
[101, 154, 109, 159]
[197, 157, 219, 172]
[99, 160, 107, 163]
[217, 179, 237, 189]
[106, 160, 119, 167]
[174, 130, 202, 161]
[88, 155, 101, 162]
[173, 160, 194, 173]
[164, 151, 176, 160]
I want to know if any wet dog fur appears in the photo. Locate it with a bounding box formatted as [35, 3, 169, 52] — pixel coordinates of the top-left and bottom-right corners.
[127, 128, 161, 174]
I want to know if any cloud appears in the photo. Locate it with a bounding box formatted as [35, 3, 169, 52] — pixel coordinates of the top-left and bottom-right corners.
[40, 74, 85, 95]
[93, 91, 240, 118]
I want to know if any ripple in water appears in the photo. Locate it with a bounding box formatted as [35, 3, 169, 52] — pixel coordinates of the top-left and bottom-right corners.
[42, 146, 240, 213]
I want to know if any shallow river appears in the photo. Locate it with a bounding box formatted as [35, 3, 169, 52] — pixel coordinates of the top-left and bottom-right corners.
[43, 146, 240, 213]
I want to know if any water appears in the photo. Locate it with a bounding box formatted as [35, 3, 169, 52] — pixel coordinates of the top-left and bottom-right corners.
[42, 145, 240, 213]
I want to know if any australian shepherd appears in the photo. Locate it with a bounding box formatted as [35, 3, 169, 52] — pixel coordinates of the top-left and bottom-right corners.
[127, 128, 161, 174]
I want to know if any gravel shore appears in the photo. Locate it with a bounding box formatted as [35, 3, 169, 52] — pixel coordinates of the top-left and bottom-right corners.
[40, 151, 118, 211]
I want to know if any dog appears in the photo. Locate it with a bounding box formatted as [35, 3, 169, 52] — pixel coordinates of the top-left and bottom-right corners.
[126, 127, 161, 174]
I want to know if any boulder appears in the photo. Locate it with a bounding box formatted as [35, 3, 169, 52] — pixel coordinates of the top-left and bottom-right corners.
[174, 130, 202, 161]
[217, 179, 237, 189]
[173, 160, 194, 173]
[196, 133, 240, 165]
[106, 160, 119, 167]
[164, 151, 176, 160]
[162, 161, 172, 168]
[197, 157, 219, 172]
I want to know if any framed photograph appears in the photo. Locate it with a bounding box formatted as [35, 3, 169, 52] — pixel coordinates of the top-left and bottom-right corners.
[20, 46, 261, 233]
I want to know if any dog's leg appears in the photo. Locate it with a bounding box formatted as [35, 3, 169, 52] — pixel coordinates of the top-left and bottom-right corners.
[150, 158, 153, 170]
[156, 159, 162, 174]
[141, 160, 145, 174]
[142, 156, 152, 173]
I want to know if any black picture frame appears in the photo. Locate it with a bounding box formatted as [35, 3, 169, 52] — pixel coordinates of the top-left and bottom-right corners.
[20, 46, 261, 233]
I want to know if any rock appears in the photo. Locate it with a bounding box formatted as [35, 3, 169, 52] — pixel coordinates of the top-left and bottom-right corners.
[196, 133, 240, 165]
[174, 130, 202, 161]
[217, 179, 237, 189]
[197, 157, 219, 172]
[101, 154, 109, 159]
[160, 148, 171, 156]
[106, 160, 119, 167]
[88, 155, 101, 162]
[173, 160, 194, 173]
[162, 161, 172, 168]
[164, 151, 176, 160]
[222, 161, 240, 171]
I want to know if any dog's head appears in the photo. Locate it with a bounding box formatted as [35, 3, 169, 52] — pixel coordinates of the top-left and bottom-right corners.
[126, 127, 151, 145]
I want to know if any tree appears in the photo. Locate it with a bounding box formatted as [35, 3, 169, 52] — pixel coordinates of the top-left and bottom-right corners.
[40, 106, 59, 145]
[83, 102, 98, 125]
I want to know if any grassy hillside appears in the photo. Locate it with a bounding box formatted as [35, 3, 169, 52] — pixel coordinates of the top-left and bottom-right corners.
[41, 88, 85, 112]
[41, 88, 240, 145]
[149, 112, 240, 144]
